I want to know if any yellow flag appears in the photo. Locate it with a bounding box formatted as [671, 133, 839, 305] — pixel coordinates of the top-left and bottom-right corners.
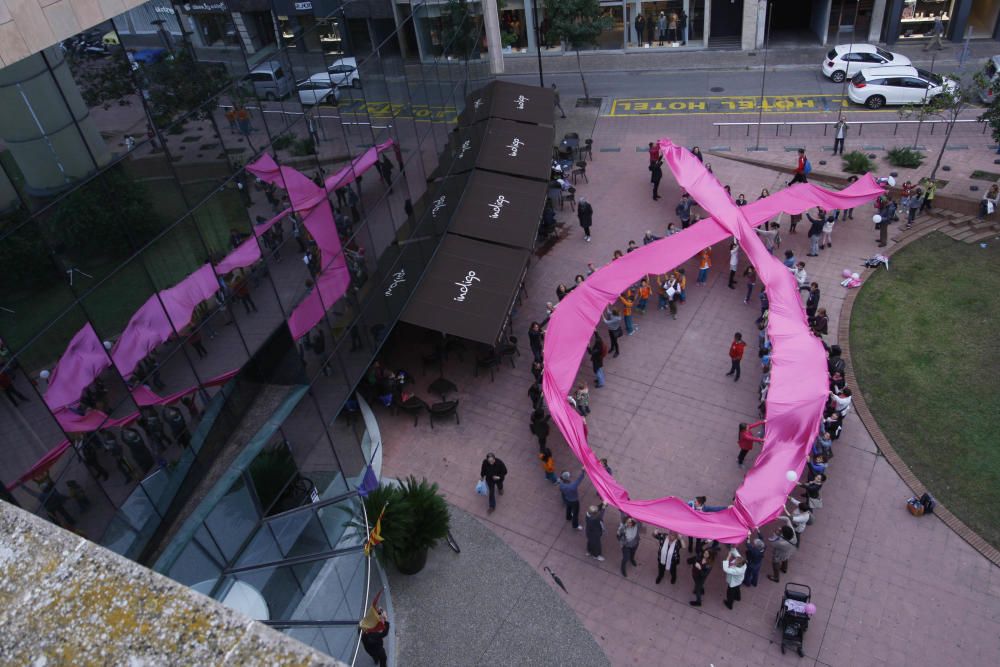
[364, 503, 387, 556]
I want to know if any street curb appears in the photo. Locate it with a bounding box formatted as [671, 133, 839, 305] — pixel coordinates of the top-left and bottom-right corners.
[838, 228, 1000, 568]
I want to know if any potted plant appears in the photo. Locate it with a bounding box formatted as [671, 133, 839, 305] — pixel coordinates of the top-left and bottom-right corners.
[352, 476, 449, 575]
[393, 477, 450, 574]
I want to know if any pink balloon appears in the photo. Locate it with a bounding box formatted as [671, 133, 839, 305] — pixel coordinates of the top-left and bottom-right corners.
[842, 268, 853, 278]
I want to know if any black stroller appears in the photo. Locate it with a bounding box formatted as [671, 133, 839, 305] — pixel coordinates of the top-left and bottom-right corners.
[775, 582, 812, 657]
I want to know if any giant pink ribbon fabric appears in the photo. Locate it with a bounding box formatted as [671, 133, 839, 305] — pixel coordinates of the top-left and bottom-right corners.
[42, 324, 109, 412]
[541, 140, 883, 542]
[247, 153, 355, 340]
[110, 264, 220, 379]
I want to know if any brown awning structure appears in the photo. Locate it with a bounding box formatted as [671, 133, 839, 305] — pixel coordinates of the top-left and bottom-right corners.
[458, 80, 556, 127]
[400, 234, 529, 345]
[448, 170, 548, 250]
[432, 118, 554, 182]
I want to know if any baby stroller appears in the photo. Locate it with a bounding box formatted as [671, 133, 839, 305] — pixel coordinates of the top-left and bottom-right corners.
[775, 582, 812, 657]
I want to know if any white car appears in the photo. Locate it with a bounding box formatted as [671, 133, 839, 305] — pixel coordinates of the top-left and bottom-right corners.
[297, 72, 340, 106]
[848, 66, 957, 109]
[327, 57, 361, 88]
[823, 44, 911, 83]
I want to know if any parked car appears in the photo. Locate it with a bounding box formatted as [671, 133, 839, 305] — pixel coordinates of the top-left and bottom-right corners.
[327, 57, 361, 88]
[823, 44, 911, 83]
[848, 66, 957, 109]
[297, 72, 340, 106]
[979, 55, 1000, 103]
[245, 61, 293, 101]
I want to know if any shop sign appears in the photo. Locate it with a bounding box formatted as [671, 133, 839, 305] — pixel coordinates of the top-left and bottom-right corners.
[182, 2, 228, 13]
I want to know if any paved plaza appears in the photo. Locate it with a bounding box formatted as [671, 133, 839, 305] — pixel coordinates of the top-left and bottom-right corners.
[379, 109, 1000, 665]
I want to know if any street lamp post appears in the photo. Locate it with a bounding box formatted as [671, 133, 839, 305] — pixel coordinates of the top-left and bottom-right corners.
[532, 0, 545, 87]
[753, 1, 773, 151]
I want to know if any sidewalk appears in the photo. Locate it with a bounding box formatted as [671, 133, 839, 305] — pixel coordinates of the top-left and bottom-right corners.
[502, 40, 1000, 76]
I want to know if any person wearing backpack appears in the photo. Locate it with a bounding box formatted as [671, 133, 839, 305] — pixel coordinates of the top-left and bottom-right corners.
[790, 149, 809, 184]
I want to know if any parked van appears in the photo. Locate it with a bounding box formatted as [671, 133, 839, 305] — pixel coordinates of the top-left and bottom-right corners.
[979, 55, 1000, 104]
[246, 61, 292, 101]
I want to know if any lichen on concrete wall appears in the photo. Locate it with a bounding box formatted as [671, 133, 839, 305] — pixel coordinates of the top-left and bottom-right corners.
[0, 501, 345, 667]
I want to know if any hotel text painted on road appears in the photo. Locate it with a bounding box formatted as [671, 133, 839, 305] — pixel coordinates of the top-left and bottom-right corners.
[608, 95, 854, 116]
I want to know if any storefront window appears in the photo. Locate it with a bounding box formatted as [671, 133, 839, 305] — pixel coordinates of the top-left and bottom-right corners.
[898, 0, 954, 40]
[192, 13, 241, 47]
[499, 2, 528, 51]
[967, 0, 1000, 38]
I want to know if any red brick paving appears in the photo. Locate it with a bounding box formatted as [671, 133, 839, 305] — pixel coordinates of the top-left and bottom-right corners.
[380, 113, 1000, 666]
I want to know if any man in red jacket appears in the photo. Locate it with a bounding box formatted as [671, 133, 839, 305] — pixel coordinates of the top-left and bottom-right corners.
[790, 148, 808, 184]
[726, 331, 746, 382]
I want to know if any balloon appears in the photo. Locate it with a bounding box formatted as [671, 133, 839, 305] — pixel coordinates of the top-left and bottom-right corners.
[872, 214, 882, 224]
[786, 470, 798, 482]
[842, 268, 852, 278]
[851, 272, 860, 280]
[804, 603, 817, 615]
[886, 175, 896, 187]
[40, 370, 50, 379]
[103, 340, 112, 350]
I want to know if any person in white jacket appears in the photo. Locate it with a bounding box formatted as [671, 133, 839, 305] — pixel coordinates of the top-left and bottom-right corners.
[722, 549, 747, 609]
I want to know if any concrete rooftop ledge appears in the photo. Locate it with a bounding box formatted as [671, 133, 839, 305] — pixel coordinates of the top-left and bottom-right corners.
[0, 501, 344, 667]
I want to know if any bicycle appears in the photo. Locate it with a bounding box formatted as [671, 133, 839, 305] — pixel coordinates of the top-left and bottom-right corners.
[445, 528, 461, 553]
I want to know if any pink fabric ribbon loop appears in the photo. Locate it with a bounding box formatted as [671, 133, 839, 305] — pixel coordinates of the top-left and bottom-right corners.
[541, 139, 882, 542]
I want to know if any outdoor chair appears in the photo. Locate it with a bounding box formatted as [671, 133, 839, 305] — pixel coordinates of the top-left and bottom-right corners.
[474, 353, 501, 381]
[572, 161, 589, 185]
[429, 377, 457, 401]
[421, 350, 443, 376]
[397, 396, 429, 426]
[428, 400, 460, 428]
[498, 336, 519, 368]
[580, 139, 593, 162]
[564, 187, 576, 211]
[444, 338, 467, 361]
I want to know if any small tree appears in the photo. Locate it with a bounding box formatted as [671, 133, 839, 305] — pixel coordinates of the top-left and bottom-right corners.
[440, 0, 478, 60]
[978, 87, 1000, 154]
[543, 0, 611, 103]
[900, 69, 985, 180]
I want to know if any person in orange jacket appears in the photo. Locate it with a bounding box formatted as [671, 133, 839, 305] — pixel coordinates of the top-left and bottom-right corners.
[619, 290, 638, 335]
[696, 247, 712, 285]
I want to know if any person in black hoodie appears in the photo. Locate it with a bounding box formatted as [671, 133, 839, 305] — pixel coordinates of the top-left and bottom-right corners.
[480, 453, 508, 513]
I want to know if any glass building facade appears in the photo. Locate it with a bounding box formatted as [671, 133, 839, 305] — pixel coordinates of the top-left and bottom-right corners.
[0, 1, 490, 662]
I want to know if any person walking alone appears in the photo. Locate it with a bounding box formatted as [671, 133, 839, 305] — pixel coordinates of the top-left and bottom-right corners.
[790, 149, 809, 185]
[924, 14, 945, 51]
[551, 83, 567, 118]
[832, 118, 848, 155]
[480, 453, 507, 514]
[617, 517, 641, 577]
[650, 158, 664, 200]
[722, 549, 747, 610]
[578, 197, 594, 242]
[559, 469, 587, 530]
[654, 530, 683, 584]
[726, 332, 746, 382]
[585, 503, 607, 560]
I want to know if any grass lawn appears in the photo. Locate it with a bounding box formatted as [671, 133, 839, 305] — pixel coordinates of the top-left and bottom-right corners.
[851, 232, 1000, 548]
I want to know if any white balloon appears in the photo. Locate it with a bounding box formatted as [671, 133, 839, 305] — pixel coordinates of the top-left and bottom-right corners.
[886, 175, 897, 187]
[851, 272, 860, 280]
[872, 214, 882, 224]
[103, 340, 112, 350]
[40, 370, 50, 379]
[786, 470, 798, 482]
